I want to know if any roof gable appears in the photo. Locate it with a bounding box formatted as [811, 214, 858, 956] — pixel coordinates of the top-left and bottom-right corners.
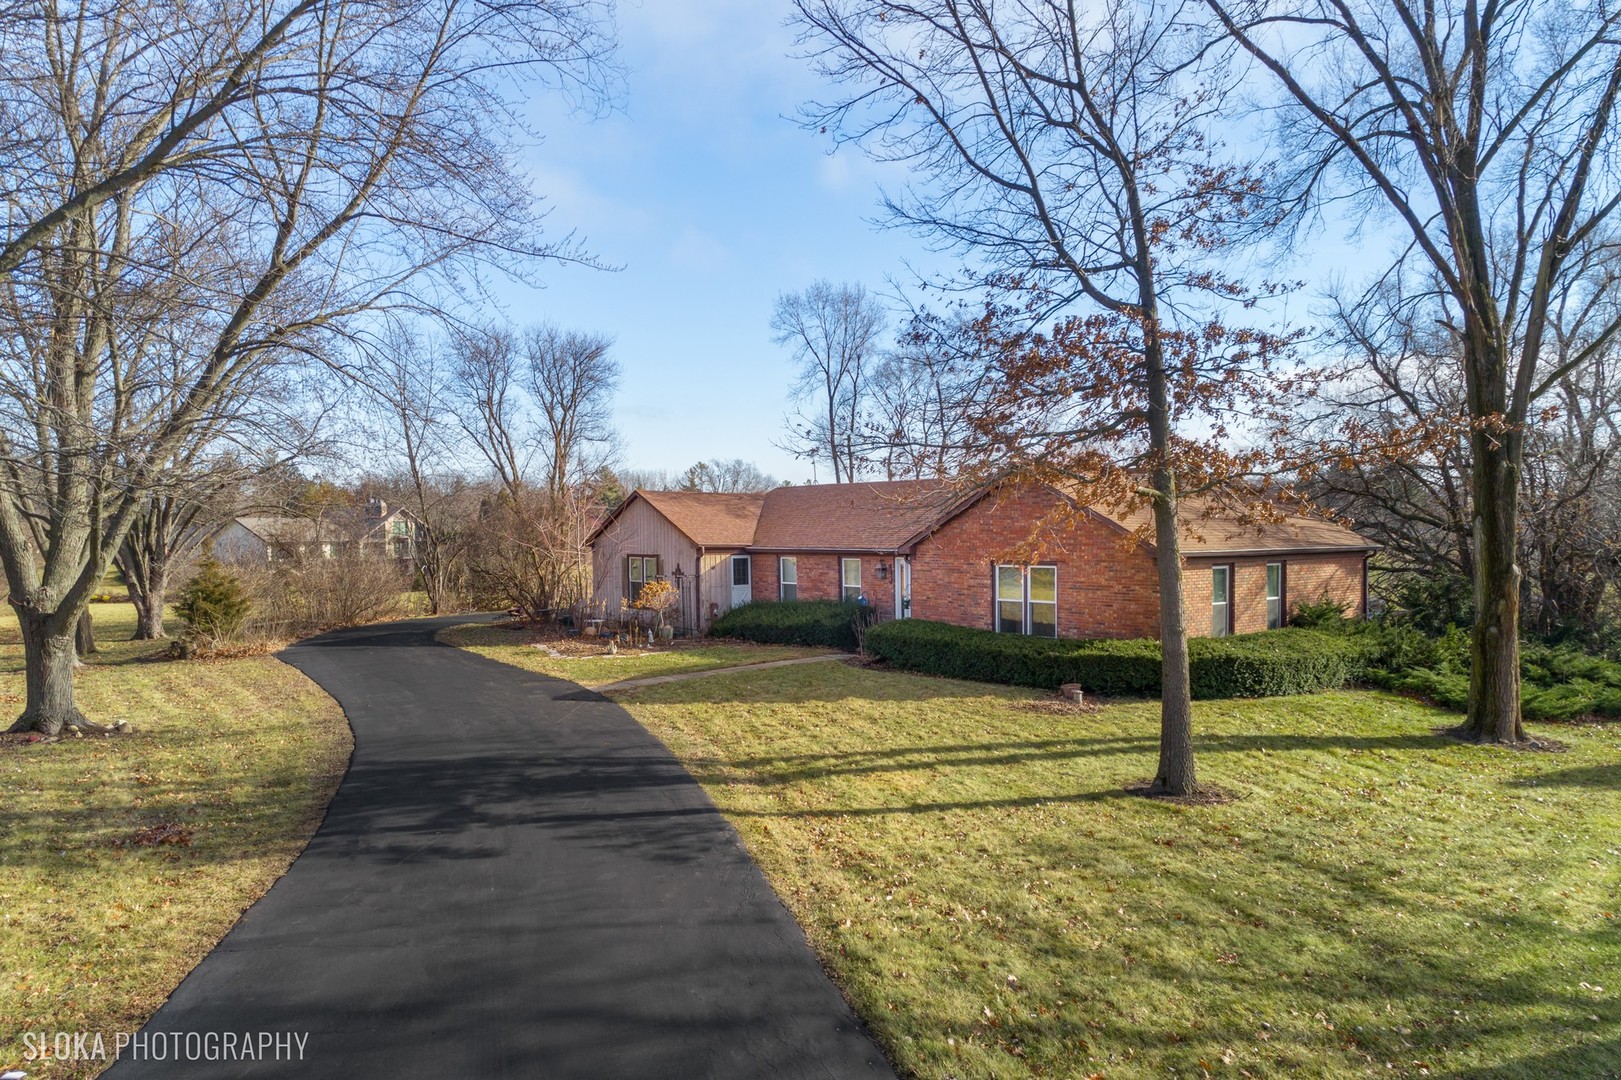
[629, 489, 765, 548]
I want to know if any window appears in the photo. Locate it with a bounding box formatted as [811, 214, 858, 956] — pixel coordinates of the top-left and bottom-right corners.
[1266, 562, 1286, 630]
[996, 564, 1059, 637]
[627, 555, 658, 602]
[1211, 565, 1232, 637]
[732, 556, 750, 587]
[841, 558, 862, 602]
[1028, 566, 1058, 638]
[779, 557, 798, 601]
[996, 565, 1024, 633]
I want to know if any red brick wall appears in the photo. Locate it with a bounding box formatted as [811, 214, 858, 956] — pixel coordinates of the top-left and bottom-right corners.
[909, 485, 1367, 640]
[909, 486, 1162, 639]
[750, 552, 898, 615]
[1185, 552, 1366, 636]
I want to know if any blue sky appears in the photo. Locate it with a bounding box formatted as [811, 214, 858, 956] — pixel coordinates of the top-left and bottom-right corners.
[499, 0, 950, 485]
[495, 1, 1359, 486]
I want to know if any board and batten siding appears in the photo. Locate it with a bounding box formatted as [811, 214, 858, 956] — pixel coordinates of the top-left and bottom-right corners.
[590, 498, 700, 620]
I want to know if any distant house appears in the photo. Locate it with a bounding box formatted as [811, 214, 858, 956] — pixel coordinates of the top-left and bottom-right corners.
[586, 480, 1376, 637]
[213, 498, 425, 564]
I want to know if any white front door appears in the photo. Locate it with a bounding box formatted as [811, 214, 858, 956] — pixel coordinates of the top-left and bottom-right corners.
[896, 557, 911, 618]
[730, 555, 751, 608]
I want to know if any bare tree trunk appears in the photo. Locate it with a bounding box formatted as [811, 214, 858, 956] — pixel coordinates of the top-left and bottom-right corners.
[8, 610, 87, 735]
[1466, 435, 1526, 742]
[1145, 330, 1196, 794]
[127, 560, 168, 639]
[75, 608, 97, 657]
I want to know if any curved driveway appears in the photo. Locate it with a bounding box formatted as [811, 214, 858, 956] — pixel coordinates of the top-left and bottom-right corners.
[106, 616, 895, 1079]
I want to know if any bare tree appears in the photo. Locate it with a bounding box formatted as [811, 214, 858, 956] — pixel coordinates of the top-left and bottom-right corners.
[680, 459, 779, 492]
[525, 325, 620, 502]
[0, 0, 614, 735]
[452, 323, 619, 619]
[1207, 0, 1621, 743]
[357, 329, 480, 615]
[865, 309, 985, 479]
[772, 280, 886, 483]
[794, 0, 1290, 796]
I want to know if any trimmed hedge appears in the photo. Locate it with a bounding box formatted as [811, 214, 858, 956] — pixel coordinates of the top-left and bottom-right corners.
[862, 618, 1372, 699]
[709, 599, 875, 651]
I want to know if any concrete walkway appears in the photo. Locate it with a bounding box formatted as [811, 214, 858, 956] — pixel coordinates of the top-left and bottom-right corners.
[595, 652, 848, 693]
[104, 616, 895, 1079]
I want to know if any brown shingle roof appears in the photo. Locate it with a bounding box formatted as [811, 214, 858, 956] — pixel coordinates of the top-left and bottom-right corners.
[749, 480, 956, 551]
[637, 490, 765, 548]
[1094, 490, 1377, 555]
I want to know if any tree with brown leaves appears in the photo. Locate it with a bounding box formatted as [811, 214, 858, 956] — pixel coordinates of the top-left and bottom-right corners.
[794, 0, 1295, 796]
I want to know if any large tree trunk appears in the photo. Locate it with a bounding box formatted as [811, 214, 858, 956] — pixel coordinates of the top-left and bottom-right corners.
[128, 560, 168, 639]
[1150, 470, 1196, 795]
[1465, 434, 1526, 742]
[8, 609, 88, 735]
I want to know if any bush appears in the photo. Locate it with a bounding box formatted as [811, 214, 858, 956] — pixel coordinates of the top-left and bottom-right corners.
[174, 558, 253, 650]
[709, 600, 875, 651]
[862, 619, 1371, 699]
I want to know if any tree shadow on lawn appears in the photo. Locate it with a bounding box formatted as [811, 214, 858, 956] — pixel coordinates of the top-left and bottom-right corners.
[1507, 763, 1621, 790]
[698, 731, 1452, 791]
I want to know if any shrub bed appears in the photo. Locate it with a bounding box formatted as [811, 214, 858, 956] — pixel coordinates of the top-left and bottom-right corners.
[1300, 610, 1621, 720]
[862, 619, 1372, 699]
[709, 600, 875, 651]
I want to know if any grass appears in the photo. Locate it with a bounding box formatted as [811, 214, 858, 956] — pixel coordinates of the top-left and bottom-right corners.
[595, 661, 1621, 1080]
[1, 601, 352, 1079]
[438, 621, 834, 687]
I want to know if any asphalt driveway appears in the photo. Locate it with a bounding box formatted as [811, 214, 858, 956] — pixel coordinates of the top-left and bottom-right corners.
[103, 615, 895, 1079]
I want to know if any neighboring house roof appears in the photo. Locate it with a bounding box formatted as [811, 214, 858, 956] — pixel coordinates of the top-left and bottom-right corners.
[228, 507, 422, 546]
[750, 480, 955, 552]
[230, 515, 346, 544]
[1095, 491, 1379, 556]
[635, 490, 767, 548]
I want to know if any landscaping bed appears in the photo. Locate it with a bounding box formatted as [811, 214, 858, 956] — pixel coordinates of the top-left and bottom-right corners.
[439, 620, 832, 688]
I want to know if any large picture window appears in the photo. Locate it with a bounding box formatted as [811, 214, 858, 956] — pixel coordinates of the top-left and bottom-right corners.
[841, 558, 862, 602]
[1266, 562, 1286, 630]
[627, 555, 658, 602]
[996, 564, 1059, 637]
[779, 557, 798, 601]
[1211, 565, 1233, 637]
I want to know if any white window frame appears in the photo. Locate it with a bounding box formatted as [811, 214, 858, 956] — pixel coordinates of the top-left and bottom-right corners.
[779, 556, 798, 601]
[841, 557, 862, 602]
[1211, 565, 1233, 637]
[995, 564, 1059, 637]
[1266, 561, 1286, 630]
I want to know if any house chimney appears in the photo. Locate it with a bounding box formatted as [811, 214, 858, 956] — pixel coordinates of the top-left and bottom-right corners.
[366, 497, 387, 520]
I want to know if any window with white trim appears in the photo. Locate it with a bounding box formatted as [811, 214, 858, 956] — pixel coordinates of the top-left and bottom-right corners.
[841, 558, 862, 602]
[995, 564, 1059, 637]
[1266, 562, 1286, 630]
[1211, 565, 1232, 637]
[779, 557, 798, 601]
[627, 555, 659, 602]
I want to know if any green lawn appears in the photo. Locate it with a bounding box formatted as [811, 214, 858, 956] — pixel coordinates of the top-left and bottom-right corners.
[438, 621, 834, 687]
[601, 662, 1621, 1080]
[1, 602, 351, 1079]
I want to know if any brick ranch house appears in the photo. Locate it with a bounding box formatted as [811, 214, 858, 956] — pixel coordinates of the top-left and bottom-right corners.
[586, 480, 1376, 639]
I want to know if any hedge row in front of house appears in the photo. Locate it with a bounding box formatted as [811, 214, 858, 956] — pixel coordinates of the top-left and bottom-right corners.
[861, 618, 1373, 699]
[709, 600, 876, 652]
